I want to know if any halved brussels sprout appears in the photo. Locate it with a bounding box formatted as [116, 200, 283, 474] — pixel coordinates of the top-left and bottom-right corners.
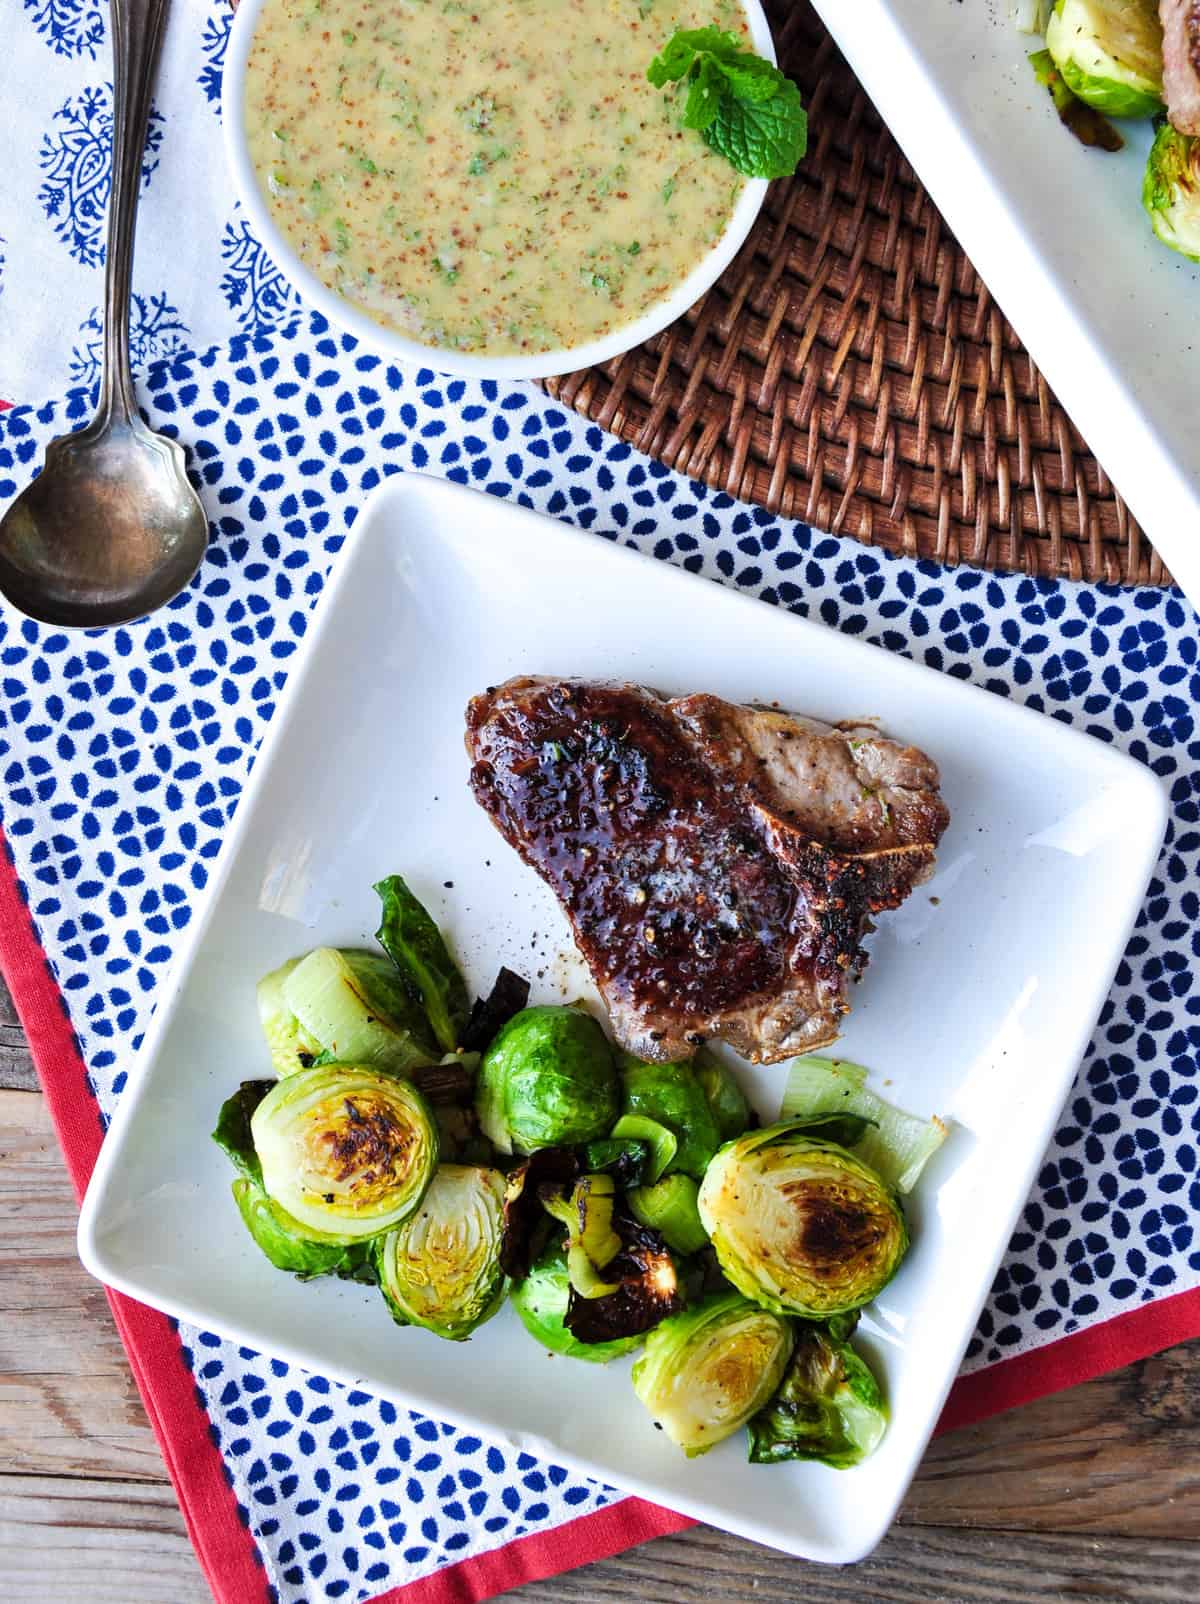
[511, 1243, 644, 1363]
[1044, 0, 1163, 117]
[231, 1177, 376, 1281]
[627, 1173, 708, 1256]
[251, 1063, 439, 1241]
[1144, 123, 1200, 262]
[273, 947, 438, 1075]
[374, 1164, 506, 1340]
[374, 874, 471, 1054]
[694, 1048, 751, 1142]
[632, 1291, 793, 1456]
[747, 1324, 888, 1467]
[617, 1054, 720, 1179]
[697, 1123, 908, 1317]
[476, 1006, 618, 1155]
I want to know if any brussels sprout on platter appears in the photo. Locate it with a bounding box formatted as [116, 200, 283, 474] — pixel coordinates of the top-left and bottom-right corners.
[374, 874, 471, 1053]
[374, 1164, 507, 1340]
[617, 1053, 721, 1179]
[747, 1323, 888, 1467]
[511, 1243, 644, 1363]
[632, 1291, 793, 1456]
[1144, 122, 1200, 261]
[231, 1177, 377, 1281]
[257, 961, 323, 1077]
[698, 1123, 908, 1318]
[252, 1063, 439, 1241]
[476, 1006, 618, 1155]
[693, 1048, 752, 1143]
[1044, 0, 1164, 117]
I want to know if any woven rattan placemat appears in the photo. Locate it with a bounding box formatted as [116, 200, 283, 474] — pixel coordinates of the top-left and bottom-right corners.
[546, 0, 1169, 587]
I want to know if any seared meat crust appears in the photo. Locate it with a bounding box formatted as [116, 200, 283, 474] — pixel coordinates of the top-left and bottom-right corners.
[465, 678, 949, 1063]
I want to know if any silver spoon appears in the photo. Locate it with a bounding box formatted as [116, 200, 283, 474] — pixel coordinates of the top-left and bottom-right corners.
[0, 0, 206, 628]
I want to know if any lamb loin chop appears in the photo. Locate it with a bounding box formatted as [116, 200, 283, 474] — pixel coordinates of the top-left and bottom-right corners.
[1162, 0, 1200, 134]
[465, 678, 949, 1064]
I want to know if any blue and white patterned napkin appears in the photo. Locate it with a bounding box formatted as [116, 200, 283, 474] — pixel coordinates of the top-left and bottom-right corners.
[4, 0, 1200, 1597]
[1, 311, 1198, 1602]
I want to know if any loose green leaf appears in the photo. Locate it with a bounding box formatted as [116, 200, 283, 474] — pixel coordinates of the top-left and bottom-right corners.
[212, 1081, 275, 1182]
[779, 1056, 948, 1194]
[232, 1177, 378, 1281]
[374, 874, 471, 1052]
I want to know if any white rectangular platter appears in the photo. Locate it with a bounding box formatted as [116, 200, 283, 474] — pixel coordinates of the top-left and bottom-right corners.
[79, 474, 1167, 1562]
[807, 0, 1200, 606]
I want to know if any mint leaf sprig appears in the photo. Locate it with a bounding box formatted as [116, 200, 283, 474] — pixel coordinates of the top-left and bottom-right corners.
[647, 27, 807, 180]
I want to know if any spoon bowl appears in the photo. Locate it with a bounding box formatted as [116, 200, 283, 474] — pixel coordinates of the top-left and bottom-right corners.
[0, 412, 207, 628]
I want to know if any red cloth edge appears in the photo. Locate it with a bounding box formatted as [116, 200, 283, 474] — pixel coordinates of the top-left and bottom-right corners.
[2, 826, 1199, 1601]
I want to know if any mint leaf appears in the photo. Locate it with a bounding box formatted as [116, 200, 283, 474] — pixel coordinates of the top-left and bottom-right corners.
[683, 56, 724, 131]
[702, 76, 808, 180]
[647, 27, 808, 180]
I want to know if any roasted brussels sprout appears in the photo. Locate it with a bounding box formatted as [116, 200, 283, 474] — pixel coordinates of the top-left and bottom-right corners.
[266, 947, 438, 1076]
[374, 1164, 506, 1339]
[780, 1056, 947, 1194]
[632, 1291, 793, 1456]
[1044, 0, 1163, 117]
[617, 1054, 720, 1179]
[252, 1063, 439, 1241]
[476, 1006, 618, 1155]
[747, 1324, 888, 1467]
[374, 874, 471, 1053]
[1144, 123, 1200, 262]
[511, 1243, 644, 1363]
[698, 1123, 908, 1318]
[231, 1178, 376, 1281]
[693, 1048, 751, 1143]
[627, 1173, 709, 1257]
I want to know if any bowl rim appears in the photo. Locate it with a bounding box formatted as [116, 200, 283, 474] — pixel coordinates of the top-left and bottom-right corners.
[221, 0, 774, 379]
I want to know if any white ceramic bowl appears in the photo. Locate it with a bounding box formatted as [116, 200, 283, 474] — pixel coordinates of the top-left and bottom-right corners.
[222, 0, 774, 379]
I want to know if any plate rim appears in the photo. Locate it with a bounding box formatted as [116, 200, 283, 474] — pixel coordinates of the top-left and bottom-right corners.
[76, 472, 1169, 1562]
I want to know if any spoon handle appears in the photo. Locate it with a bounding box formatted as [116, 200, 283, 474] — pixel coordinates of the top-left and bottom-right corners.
[101, 0, 173, 423]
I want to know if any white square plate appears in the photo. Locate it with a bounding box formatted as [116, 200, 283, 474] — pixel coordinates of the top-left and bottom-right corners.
[806, 0, 1200, 608]
[79, 474, 1167, 1562]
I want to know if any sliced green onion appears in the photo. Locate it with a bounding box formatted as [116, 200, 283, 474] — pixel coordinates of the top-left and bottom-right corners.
[627, 1173, 708, 1256]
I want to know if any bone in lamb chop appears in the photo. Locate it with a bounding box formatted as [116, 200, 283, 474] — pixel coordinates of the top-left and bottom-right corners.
[465, 678, 950, 1065]
[1161, 0, 1200, 134]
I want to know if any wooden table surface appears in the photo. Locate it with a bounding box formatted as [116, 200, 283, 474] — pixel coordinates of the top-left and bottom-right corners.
[2, 971, 1197, 1604]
